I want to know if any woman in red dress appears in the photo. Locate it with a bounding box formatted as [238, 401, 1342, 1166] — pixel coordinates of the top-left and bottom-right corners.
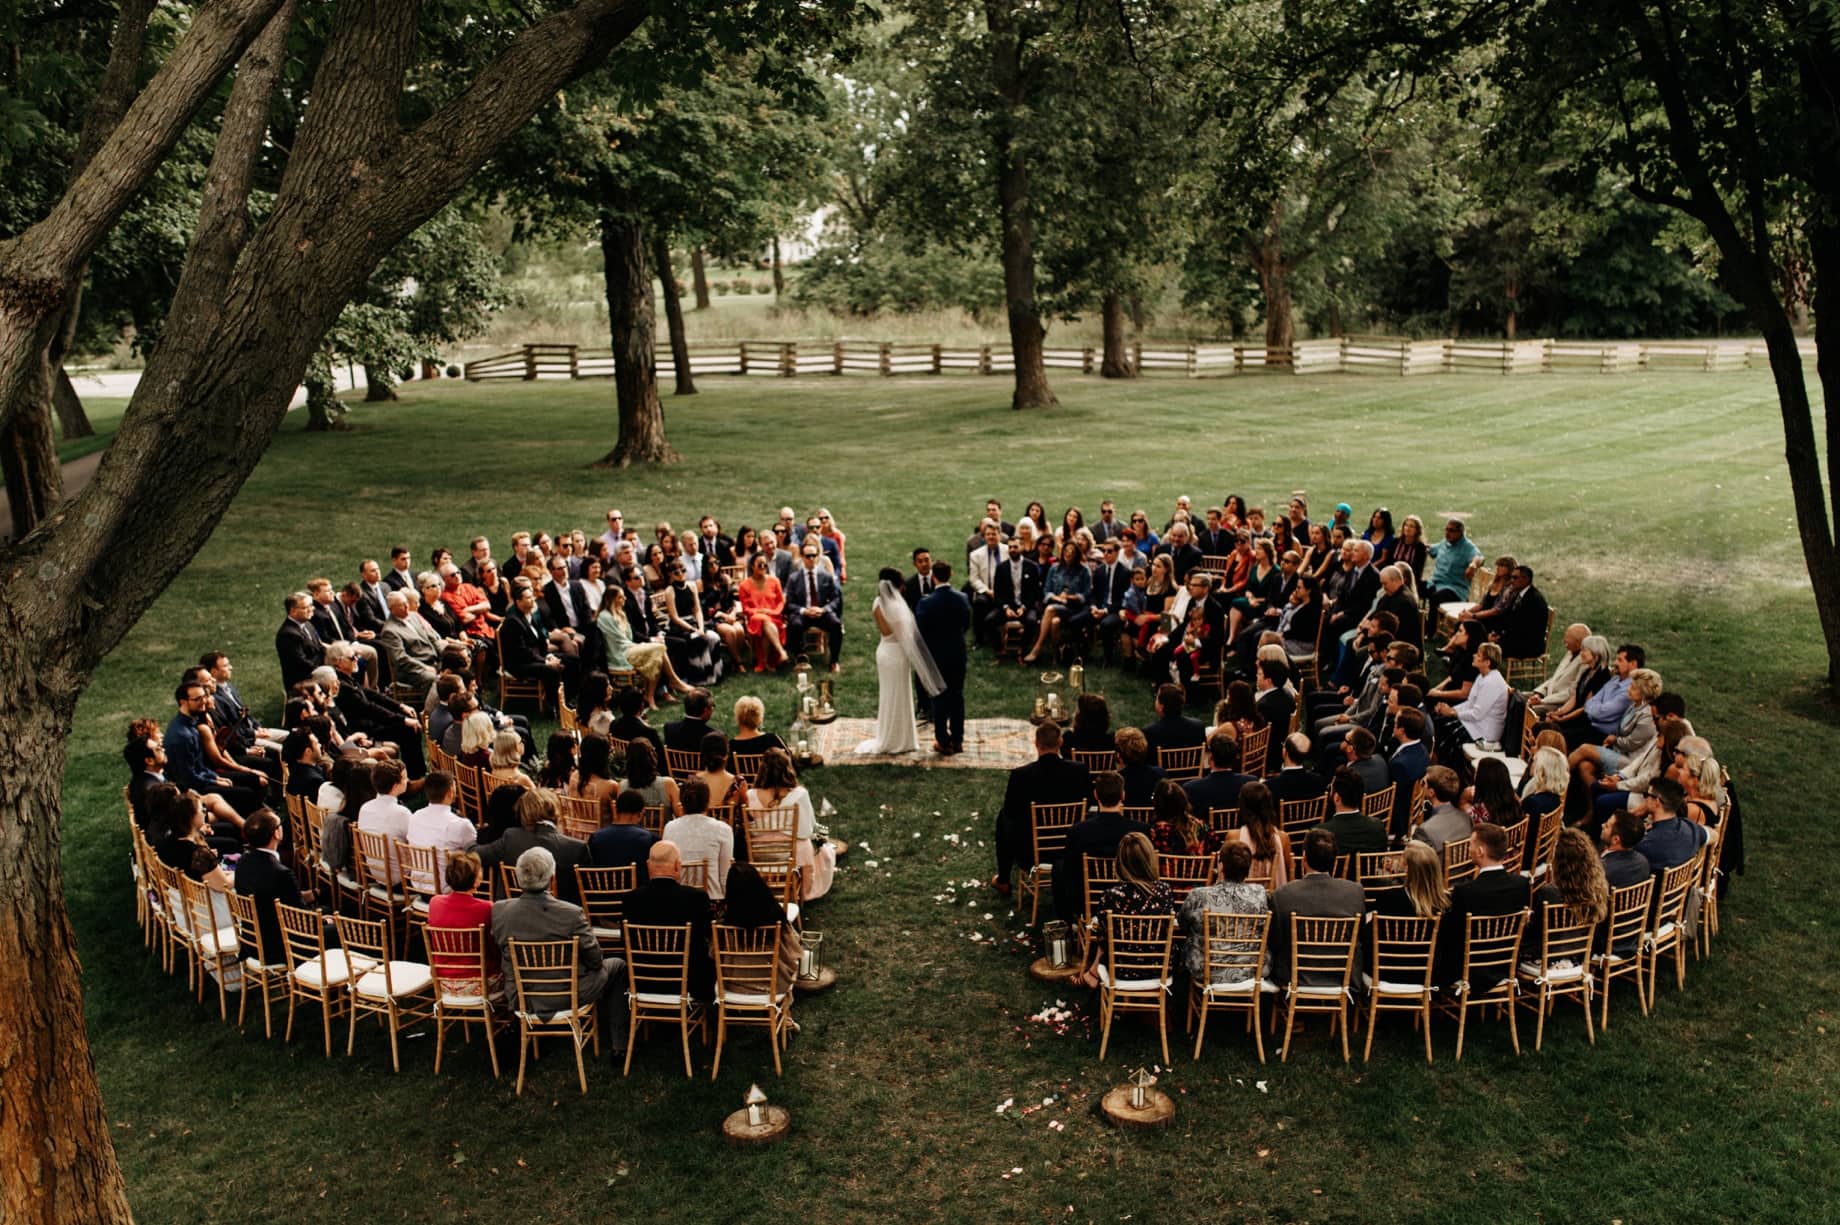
[737, 553, 788, 672]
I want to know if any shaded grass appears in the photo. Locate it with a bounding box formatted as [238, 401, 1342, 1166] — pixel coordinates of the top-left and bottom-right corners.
[61, 371, 1839, 1223]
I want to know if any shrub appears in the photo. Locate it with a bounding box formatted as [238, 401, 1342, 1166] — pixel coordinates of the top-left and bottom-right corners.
[731, 277, 755, 295]
[445, 364, 461, 379]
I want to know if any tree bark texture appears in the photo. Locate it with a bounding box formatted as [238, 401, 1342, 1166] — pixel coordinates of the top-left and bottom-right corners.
[652, 233, 697, 397]
[771, 235, 785, 299]
[1099, 290, 1133, 378]
[0, 388, 62, 543]
[986, 0, 1056, 410]
[363, 364, 399, 401]
[691, 247, 711, 309]
[597, 212, 678, 466]
[51, 368, 92, 441]
[0, 2, 649, 1219]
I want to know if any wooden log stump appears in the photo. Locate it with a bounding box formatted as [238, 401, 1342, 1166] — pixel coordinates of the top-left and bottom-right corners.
[722, 1104, 791, 1147]
[1028, 956, 1082, 985]
[1101, 1086, 1176, 1130]
[793, 966, 837, 994]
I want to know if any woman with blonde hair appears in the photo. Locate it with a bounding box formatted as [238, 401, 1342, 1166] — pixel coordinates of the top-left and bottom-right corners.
[1671, 737, 1724, 824]
[746, 748, 834, 900]
[456, 710, 496, 770]
[1370, 841, 1450, 918]
[487, 729, 532, 788]
[730, 694, 786, 755]
[1528, 827, 1610, 953]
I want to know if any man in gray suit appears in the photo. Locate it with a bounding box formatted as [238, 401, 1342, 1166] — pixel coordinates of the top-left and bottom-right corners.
[1267, 828, 1365, 986]
[477, 789, 590, 902]
[376, 589, 444, 700]
[1410, 766, 1472, 853]
[491, 847, 617, 1015]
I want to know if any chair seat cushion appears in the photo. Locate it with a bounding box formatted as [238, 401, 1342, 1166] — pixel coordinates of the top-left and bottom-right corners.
[1652, 921, 1678, 942]
[292, 950, 376, 988]
[719, 990, 787, 1008]
[194, 926, 239, 958]
[243, 957, 287, 975]
[1519, 960, 1584, 983]
[354, 961, 434, 999]
[516, 1004, 595, 1025]
[1096, 965, 1170, 992]
[591, 925, 622, 942]
[1360, 973, 1429, 997]
[784, 902, 801, 925]
[633, 991, 692, 1007]
[1291, 983, 1350, 999]
[1202, 977, 1277, 997]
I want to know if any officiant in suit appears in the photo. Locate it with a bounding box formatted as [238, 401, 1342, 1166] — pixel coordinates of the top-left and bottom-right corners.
[916, 564, 971, 754]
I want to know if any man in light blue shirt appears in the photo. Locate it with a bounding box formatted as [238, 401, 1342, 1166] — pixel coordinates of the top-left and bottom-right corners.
[1584, 643, 1644, 736]
[1426, 518, 1483, 611]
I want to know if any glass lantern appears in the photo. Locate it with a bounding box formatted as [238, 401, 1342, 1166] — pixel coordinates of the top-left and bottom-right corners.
[797, 930, 825, 980]
[1042, 920, 1071, 969]
[812, 676, 837, 724]
[1068, 657, 1085, 696]
[1035, 670, 1066, 724]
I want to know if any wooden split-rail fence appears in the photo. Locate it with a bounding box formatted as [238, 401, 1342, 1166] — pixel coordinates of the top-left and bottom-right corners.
[464, 335, 1816, 383]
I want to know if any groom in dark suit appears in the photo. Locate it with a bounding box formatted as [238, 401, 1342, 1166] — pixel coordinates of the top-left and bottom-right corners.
[916, 563, 971, 755]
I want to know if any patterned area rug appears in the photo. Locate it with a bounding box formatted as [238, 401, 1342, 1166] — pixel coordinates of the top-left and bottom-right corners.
[804, 717, 1038, 770]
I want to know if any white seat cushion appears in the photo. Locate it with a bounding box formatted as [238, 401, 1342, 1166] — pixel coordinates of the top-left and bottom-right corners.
[292, 950, 376, 989]
[1519, 960, 1584, 983]
[1292, 984, 1349, 998]
[634, 991, 691, 1007]
[1652, 922, 1678, 942]
[1202, 977, 1277, 997]
[784, 902, 800, 925]
[591, 925, 622, 942]
[354, 961, 434, 999]
[517, 1005, 595, 1025]
[243, 957, 287, 975]
[1096, 966, 1170, 992]
[194, 926, 239, 958]
[408, 897, 431, 914]
[1591, 952, 1632, 967]
[1360, 973, 1428, 996]
[719, 991, 786, 1008]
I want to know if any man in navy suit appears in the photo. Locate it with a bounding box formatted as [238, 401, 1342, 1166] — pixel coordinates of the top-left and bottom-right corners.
[234, 810, 313, 960]
[1387, 709, 1431, 836]
[1183, 734, 1259, 818]
[916, 565, 971, 754]
[1089, 539, 1134, 665]
[786, 542, 845, 669]
[987, 536, 1043, 645]
[275, 592, 325, 689]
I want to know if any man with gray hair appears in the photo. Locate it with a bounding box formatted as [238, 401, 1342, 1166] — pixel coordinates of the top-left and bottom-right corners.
[490, 847, 615, 1015]
[1531, 622, 1592, 716]
[320, 644, 426, 776]
[376, 588, 443, 701]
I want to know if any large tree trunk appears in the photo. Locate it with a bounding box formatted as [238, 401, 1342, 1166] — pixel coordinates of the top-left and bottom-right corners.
[1253, 203, 1295, 363]
[986, 0, 1056, 410]
[0, 3, 647, 1215]
[1796, 216, 1840, 689]
[691, 246, 711, 310]
[597, 211, 678, 466]
[362, 362, 398, 401]
[1100, 290, 1133, 378]
[0, 688, 132, 1222]
[652, 232, 696, 397]
[771, 235, 785, 300]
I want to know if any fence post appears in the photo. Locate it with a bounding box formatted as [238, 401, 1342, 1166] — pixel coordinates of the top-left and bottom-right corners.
[979, 344, 991, 376]
[1082, 347, 1094, 374]
[781, 343, 796, 377]
[522, 344, 536, 381]
[1638, 343, 1651, 371]
[1186, 345, 1197, 377]
[568, 345, 580, 379]
[1540, 338, 1553, 373]
[833, 341, 844, 376]
[738, 341, 749, 376]
[932, 344, 943, 375]
[880, 342, 892, 376]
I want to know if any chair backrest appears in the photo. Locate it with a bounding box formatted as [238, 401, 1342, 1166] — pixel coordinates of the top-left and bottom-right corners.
[303, 799, 326, 861]
[276, 900, 331, 974]
[1156, 744, 1204, 781]
[1360, 783, 1396, 821]
[396, 841, 441, 902]
[754, 862, 801, 915]
[1442, 836, 1475, 884]
[1199, 911, 1270, 985]
[1460, 911, 1527, 983]
[1355, 850, 1405, 901]
[177, 875, 225, 946]
[1159, 854, 1214, 903]
[1082, 855, 1119, 923]
[1279, 794, 1328, 831]
[1406, 778, 1432, 833]
[1122, 806, 1153, 826]
[1103, 913, 1175, 983]
[1532, 904, 1596, 971]
[558, 699, 580, 734]
[640, 804, 670, 836]
[574, 864, 637, 934]
[424, 923, 492, 998]
[1368, 914, 1439, 989]
[1331, 853, 1354, 880]
[744, 805, 798, 863]
[331, 912, 395, 972]
[556, 794, 602, 841]
[454, 761, 484, 823]
[607, 735, 631, 760]
[1240, 725, 1272, 775]
[663, 748, 701, 782]
[623, 923, 693, 999]
[508, 938, 583, 1016]
[497, 862, 558, 899]
[1654, 855, 1701, 929]
[1531, 806, 1564, 874]
[680, 860, 710, 892]
[1604, 878, 1656, 953]
[713, 924, 782, 1000]
[1029, 801, 1086, 868]
[730, 752, 768, 786]
[227, 891, 272, 967]
[1289, 914, 1360, 986]
[1069, 747, 1121, 773]
[1206, 806, 1240, 835]
[1498, 818, 1530, 873]
[353, 828, 399, 893]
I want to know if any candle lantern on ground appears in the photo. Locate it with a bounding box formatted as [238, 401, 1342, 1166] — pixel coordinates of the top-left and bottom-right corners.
[1033, 671, 1066, 724]
[722, 1082, 790, 1146]
[1101, 1064, 1175, 1129]
[794, 929, 836, 993]
[1130, 1066, 1157, 1109]
[1044, 921, 1071, 968]
[1068, 658, 1085, 695]
[746, 1084, 768, 1126]
[812, 677, 837, 724]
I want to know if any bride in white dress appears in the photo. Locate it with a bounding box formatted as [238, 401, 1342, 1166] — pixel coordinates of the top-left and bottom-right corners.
[854, 570, 946, 755]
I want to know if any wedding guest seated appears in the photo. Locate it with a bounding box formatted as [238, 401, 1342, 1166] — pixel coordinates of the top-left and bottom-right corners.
[785, 544, 845, 672]
[1386, 709, 1431, 835]
[406, 771, 476, 856]
[234, 809, 313, 958]
[167, 677, 261, 820]
[322, 643, 425, 777]
[1367, 840, 1448, 919]
[746, 749, 834, 901]
[691, 732, 739, 811]
[281, 727, 328, 803]
[1253, 659, 1296, 751]
[1632, 778, 1709, 871]
[721, 862, 805, 996]
[624, 840, 715, 1001]
[1180, 841, 1270, 985]
[1183, 734, 1259, 817]
[1021, 540, 1093, 665]
[1234, 781, 1292, 890]
[428, 851, 500, 994]
[1315, 767, 1387, 854]
[661, 779, 734, 900]
[1433, 821, 1529, 989]
[1267, 829, 1365, 986]
[1432, 640, 1508, 760]
[491, 847, 611, 1011]
[1526, 828, 1609, 955]
[153, 790, 238, 884]
[1599, 808, 1654, 888]
[1410, 766, 1470, 852]
[1147, 778, 1214, 856]
[1266, 734, 1328, 803]
[356, 761, 413, 878]
[1114, 727, 1166, 808]
[589, 789, 657, 875]
[377, 589, 445, 702]
[1339, 727, 1389, 796]
[1530, 623, 1592, 716]
[1072, 831, 1178, 988]
[1568, 667, 1662, 785]
[1052, 771, 1150, 922]
[1142, 684, 1208, 755]
[1466, 756, 1523, 830]
[729, 694, 786, 757]
[992, 721, 1093, 896]
[609, 687, 665, 763]
[477, 788, 589, 901]
[486, 729, 534, 791]
[664, 689, 718, 755]
[536, 732, 579, 794]
[620, 740, 681, 816]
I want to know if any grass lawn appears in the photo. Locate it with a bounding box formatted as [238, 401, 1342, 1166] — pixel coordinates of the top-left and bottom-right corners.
[62, 370, 1839, 1222]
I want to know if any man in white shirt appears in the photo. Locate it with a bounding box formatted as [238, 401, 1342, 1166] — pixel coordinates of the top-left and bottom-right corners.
[356, 760, 413, 881]
[1530, 622, 1591, 716]
[660, 779, 735, 899]
[405, 771, 477, 856]
[598, 508, 625, 558]
[1434, 640, 1509, 759]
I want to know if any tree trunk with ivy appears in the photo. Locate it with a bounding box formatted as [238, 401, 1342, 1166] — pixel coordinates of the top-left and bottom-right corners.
[362, 363, 398, 401]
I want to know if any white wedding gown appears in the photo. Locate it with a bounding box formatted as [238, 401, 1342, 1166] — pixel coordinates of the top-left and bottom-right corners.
[854, 596, 920, 755]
